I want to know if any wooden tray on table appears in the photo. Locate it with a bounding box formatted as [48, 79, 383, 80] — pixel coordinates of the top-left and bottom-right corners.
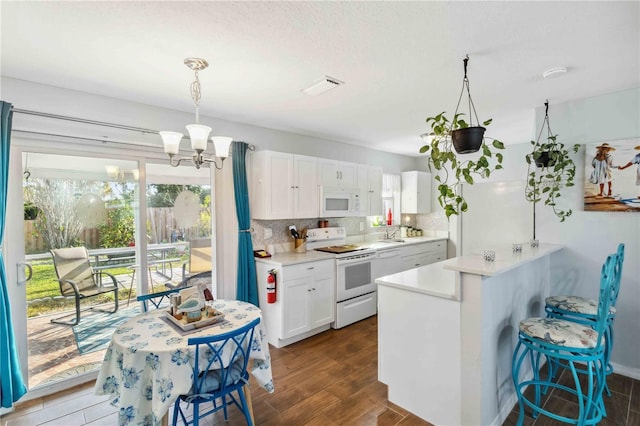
[163, 309, 225, 332]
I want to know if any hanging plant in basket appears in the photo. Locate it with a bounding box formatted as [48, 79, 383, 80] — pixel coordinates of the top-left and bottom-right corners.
[525, 101, 580, 227]
[24, 202, 40, 221]
[419, 56, 505, 219]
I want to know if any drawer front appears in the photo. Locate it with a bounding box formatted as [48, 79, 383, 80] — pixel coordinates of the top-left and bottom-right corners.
[333, 291, 377, 329]
[284, 259, 334, 281]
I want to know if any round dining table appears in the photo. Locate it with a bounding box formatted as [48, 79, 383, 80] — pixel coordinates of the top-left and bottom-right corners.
[95, 299, 273, 426]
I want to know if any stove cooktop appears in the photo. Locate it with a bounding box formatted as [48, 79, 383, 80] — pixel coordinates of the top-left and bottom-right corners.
[314, 245, 365, 254]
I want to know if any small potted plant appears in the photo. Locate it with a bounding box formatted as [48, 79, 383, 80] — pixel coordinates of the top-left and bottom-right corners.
[524, 101, 580, 222]
[420, 111, 505, 218]
[23, 202, 40, 221]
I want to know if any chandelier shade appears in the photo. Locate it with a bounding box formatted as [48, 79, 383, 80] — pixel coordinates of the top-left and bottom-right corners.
[186, 124, 212, 151]
[160, 131, 183, 155]
[212, 136, 233, 158]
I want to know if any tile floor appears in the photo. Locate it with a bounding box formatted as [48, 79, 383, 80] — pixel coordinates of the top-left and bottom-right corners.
[12, 310, 640, 425]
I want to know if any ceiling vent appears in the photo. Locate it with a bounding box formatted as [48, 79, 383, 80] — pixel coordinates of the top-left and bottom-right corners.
[542, 67, 568, 79]
[301, 76, 344, 96]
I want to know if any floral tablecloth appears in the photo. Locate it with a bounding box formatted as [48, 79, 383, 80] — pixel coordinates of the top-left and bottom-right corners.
[95, 299, 273, 425]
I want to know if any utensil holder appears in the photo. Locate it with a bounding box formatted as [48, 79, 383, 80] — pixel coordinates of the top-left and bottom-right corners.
[294, 239, 306, 253]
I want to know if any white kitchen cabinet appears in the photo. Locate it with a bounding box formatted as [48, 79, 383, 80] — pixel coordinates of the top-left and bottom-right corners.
[281, 263, 334, 338]
[399, 240, 446, 270]
[250, 150, 318, 219]
[358, 165, 383, 216]
[256, 258, 335, 347]
[401, 171, 431, 214]
[318, 158, 358, 188]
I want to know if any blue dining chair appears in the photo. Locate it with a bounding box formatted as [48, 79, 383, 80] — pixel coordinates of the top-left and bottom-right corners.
[172, 317, 261, 426]
[137, 288, 181, 312]
[544, 243, 625, 399]
[512, 253, 617, 425]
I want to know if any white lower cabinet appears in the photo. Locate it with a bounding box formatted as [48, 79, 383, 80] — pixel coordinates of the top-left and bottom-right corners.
[281, 268, 334, 338]
[400, 240, 446, 270]
[256, 259, 335, 348]
[375, 240, 447, 279]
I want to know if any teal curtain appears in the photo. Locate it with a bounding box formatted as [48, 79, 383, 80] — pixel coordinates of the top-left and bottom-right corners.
[232, 142, 258, 306]
[1, 101, 27, 408]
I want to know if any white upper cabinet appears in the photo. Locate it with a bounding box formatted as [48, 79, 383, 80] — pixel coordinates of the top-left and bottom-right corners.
[251, 151, 318, 219]
[293, 155, 319, 218]
[318, 159, 358, 188]
[401, 171, 431, 214]
[358, 165, 383, 216]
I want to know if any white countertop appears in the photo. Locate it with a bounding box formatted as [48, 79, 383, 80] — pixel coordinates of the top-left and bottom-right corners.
[376, 260, 459, 301]
[254, 249, 335, 266]
[256, 235, 448, 266]
[375, 243, 564, 300]
[363, 235, 447, 251]
[442, 243, 563, 276]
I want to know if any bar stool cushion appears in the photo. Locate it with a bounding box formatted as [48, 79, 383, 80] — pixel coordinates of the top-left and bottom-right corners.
[546, 295, 616, 316]
[519, 317, 598, 349]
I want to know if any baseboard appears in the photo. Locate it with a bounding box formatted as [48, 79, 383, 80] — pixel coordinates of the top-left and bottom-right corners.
[611, 362, 640, 380]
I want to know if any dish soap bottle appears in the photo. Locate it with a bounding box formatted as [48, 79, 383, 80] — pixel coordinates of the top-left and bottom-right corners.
[387, 208, 392, 226]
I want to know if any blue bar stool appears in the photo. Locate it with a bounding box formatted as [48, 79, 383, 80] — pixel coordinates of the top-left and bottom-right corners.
[512, 253, 617, 425]
[545, 243, 624, 400]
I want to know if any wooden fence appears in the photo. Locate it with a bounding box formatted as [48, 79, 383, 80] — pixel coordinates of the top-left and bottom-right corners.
[24, 208, 207, 254]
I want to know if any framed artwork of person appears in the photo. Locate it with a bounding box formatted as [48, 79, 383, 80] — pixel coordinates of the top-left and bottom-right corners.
[584, 138, 640, 212]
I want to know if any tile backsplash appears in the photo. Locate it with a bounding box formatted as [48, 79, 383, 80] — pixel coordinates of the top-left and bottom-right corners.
[251, 211, 448, 253]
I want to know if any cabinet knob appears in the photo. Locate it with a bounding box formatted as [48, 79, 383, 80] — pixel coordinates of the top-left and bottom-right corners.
[307, 267, 314, 270]
[311, 287, 316, 291]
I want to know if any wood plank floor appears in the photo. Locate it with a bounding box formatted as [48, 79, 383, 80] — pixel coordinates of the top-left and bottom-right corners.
[3, 315, 639, 425]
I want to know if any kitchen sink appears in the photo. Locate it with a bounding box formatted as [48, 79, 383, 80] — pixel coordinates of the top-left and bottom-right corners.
[379, 239, 405, 243]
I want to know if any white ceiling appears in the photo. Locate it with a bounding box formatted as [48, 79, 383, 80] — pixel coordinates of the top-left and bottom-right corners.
[2, 1, 639, 157]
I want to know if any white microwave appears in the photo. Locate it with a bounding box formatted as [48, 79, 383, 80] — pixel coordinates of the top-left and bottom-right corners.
[320, 187, 361, 217]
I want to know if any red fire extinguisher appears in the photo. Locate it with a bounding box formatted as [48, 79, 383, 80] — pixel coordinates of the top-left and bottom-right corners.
[267, 269, 277, 303]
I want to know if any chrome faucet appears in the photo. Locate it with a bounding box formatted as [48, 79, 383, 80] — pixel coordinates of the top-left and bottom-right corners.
[384, 228, 398, 240]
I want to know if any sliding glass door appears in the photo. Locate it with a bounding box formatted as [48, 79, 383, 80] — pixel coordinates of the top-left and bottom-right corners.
[6, 142, 215, 394]
[143, 162, 212, 295]
[19, 151, 140, 389]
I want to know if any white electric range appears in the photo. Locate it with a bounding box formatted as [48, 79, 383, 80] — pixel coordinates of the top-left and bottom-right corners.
[306, 227, 378, 329]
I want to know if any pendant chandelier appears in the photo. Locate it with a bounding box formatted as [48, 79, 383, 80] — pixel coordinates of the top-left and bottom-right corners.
[159, 58, 232, 170]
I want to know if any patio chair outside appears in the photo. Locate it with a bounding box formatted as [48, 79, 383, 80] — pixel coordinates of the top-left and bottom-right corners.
[181, 238, 212, 282]
[50, 246, 119, 326]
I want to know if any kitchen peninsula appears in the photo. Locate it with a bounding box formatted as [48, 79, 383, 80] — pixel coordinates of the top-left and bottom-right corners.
[377, 243, 563, 426]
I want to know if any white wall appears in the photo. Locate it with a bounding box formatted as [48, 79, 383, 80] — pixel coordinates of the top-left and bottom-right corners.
[1, 77, 419, 301]
[461, 87, 640, 377]
[1, 77, 419, 173]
